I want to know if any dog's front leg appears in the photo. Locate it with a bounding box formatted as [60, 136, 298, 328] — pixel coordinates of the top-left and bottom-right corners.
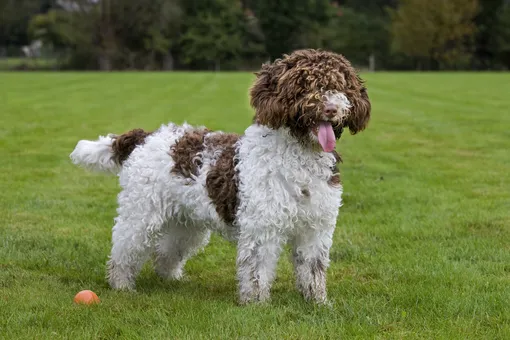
[236, 229, 284, 304]
[292, 227, 334, 304]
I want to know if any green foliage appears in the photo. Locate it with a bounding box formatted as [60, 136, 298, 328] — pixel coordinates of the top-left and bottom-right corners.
[326, 7, 390, 67]
[21, 0, 263, 70]
[179, 0, 245, 69]
[251, 0, 334, 61]
[240, 13, 266, 64]
[342, 0, 397, 14]
[27, 5, 100, 68]
[0, 0, 41, 48]
[28, 10, 76, 48]
[495, 4, 510, 68]
[105, 0, 180, 69]
[25, 0, 184, 70]
[389, 0, 479, 69]
[3, 0, 508, 70]
[473, 0, 504, 69]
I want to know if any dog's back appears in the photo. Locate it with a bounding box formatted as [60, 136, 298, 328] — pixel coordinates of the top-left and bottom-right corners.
[71, 123, 241, 236]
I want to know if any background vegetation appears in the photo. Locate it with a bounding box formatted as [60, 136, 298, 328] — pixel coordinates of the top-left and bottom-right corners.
[1, 0, 510, 71]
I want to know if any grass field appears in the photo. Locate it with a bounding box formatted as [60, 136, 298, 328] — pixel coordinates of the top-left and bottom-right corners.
[1, 71, 510, 339]
[0, 58, 57, 70]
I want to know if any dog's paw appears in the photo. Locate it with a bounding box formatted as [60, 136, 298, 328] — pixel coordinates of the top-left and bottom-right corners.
[238, 292, 271, 306]
[107, 274, 136, 291]
[315, 298, 333, 309]
[156, 268, 188, 282]
[109, 282, 136, 292]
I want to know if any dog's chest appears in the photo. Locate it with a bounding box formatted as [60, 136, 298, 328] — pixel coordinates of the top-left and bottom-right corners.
[236, 128, 342, 229]
[271, 154, 340, 208]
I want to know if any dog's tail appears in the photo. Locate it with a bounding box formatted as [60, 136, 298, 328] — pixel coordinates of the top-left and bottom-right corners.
[70, 129, 151, 174]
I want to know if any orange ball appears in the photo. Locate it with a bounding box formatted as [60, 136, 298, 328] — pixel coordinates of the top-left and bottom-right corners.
[73, 290, 100, 305]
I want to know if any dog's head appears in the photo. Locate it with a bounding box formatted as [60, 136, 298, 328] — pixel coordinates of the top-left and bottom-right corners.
[250, 49, 371, 152]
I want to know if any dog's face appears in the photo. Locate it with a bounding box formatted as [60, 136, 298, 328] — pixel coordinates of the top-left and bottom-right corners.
[250, 49, 371, 152]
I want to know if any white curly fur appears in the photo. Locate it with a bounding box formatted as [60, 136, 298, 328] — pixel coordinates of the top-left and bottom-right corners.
[70, 135, 121, 174]
[71, 121, 343, 304]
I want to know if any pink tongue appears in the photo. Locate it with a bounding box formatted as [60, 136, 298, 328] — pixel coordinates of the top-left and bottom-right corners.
[318, 122, 336, 152]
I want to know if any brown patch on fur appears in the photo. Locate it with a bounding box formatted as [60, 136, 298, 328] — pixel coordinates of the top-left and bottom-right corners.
[329, 174, 341, 187]
[206, 132, 240, 151]
[170, 128, 209, 179]
[328, 150, 342, 187]
[206, 133, 240, 225]
[310, 257, 326, 278]
[111, 129, 152, 165]
[250, 49, 371, 145]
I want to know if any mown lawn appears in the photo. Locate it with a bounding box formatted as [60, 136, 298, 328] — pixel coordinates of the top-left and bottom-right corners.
[0, 58, 57, 70]
[1, 71, 509, 339]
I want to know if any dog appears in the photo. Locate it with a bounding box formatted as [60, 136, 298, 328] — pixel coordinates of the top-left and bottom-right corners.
[70, 49, 371, 304]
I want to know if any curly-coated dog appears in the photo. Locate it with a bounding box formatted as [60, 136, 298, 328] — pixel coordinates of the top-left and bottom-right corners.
[70, 49, 371, 304]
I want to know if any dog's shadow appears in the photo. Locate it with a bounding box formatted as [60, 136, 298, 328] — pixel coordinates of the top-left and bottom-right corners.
[136, 273, 336, 313]
[57, 239, 339, 311]
[132, 259, 338, 312]
[132, 260, 239, 305]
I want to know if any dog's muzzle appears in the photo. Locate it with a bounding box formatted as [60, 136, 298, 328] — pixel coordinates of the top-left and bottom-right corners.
[323, 102, 338, 118]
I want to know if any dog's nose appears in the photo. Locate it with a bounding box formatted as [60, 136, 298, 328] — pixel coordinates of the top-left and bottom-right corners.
[324, 103, 337, 117]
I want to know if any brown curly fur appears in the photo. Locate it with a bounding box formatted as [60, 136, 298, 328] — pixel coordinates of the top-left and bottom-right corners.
[168, 129, 241, 224]
[111, 129, 152, 165]
[250, 49, 371, 143]
[205, 133, 240, 224]
[170, 128, 209, 179]
[206, 133, 240, 152]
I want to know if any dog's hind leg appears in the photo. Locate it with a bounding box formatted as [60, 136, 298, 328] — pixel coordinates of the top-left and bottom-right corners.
[106, 189, 166, 291]
[154, 221, 211, 280]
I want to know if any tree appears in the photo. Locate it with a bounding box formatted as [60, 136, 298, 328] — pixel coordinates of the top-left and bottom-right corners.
[28, 0, 183, 70]
[495, 3, 510, 69]
[250, 0, 334, 61]
[472, 0, 504, 69]
[29, 9, 80, 48]
[239, 7, 266, 67]
[179, 0, 245, 70]
[0, 0, 41, 52]
[103, 0, 181, 70]
[325, 6, 390, 69]
[389, 0, 479, 70]
[342, 0, 397, 15]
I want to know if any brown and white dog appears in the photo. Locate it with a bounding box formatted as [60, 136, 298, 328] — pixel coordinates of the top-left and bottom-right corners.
[70, 49, 371, 304]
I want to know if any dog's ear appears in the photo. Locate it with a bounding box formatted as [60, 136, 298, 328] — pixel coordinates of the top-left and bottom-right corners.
[250, 61, 288, 128]
[347, 86, 371, 134]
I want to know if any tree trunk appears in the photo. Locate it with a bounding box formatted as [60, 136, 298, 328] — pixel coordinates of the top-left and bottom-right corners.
[368, 53, 375, 72]
[98, 53, 112, 71]
[98, 0, 113, 71]
[416, 58, 422, 71]
[146, 50, 156, 71]
[128, 51, 136, 70]
[163, 52, 174, 71]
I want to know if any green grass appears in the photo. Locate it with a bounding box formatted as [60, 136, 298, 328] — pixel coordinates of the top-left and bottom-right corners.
[0, 57, 57, 70]
[1, 71, 510, 339]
